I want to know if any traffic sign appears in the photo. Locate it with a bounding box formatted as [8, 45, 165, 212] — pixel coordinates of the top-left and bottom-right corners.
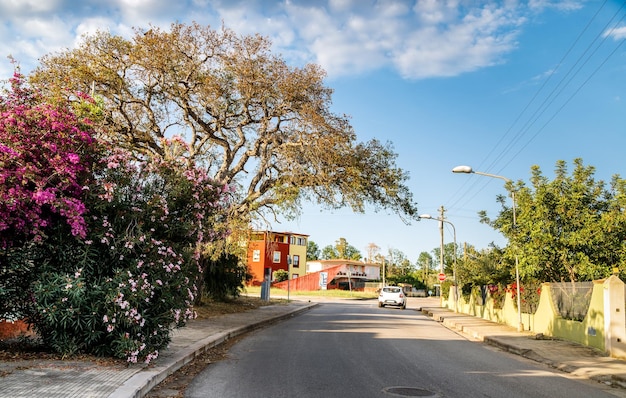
[438, 273, 446, 282]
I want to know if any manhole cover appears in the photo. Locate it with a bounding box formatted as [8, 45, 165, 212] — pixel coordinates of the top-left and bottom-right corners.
[382, 386, 438, 397]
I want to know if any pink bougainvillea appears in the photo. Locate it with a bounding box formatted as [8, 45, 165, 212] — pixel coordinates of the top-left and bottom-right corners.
[0, 71, 98, 247]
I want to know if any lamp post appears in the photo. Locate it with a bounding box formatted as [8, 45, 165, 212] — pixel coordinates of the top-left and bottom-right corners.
[420, 213, 458, 312]
[452, 165, 523, 332]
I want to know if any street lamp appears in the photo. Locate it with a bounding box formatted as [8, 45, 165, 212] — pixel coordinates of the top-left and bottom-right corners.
[452, 165, 524, 332]
[420, 213, 458, 312]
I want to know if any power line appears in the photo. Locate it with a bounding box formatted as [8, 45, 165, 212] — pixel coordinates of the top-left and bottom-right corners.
[446, 2, 626, 214]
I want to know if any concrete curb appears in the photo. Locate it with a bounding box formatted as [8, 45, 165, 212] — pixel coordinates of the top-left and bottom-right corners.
[108, 303, 318, 398]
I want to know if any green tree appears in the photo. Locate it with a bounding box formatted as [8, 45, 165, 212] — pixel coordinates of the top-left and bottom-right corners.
[457, 244, 510, 287]
[29, 22, 419, 231]
[385, 248, 413, 278]
[431, 242, 460, 276]
[320, 237, 362, 260]
[365, 242, 380, 263]
[321, 245, 338, 260]
[307, 240, 320, 260]
[416, 251, 433, 282]
[482, 158, 626, 283]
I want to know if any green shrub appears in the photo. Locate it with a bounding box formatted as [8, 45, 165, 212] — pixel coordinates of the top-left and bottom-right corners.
[21, 147, 230, 363]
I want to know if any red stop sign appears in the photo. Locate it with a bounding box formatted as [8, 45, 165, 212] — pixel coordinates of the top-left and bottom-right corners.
[438, 273, 446, 282]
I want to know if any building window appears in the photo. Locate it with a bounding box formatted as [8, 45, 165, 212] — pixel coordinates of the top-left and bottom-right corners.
[293, 255, 300, 268]
[252, 250, 260, 262]
[290, 236, 296, 244]
[273, 251, 281, 263]
[297, 237, 306, 246]
[293, 274, 299, 279]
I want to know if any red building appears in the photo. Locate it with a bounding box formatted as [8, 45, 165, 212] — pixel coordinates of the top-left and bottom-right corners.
[273, 259, 381, 291]
[246, 230, 308, 285]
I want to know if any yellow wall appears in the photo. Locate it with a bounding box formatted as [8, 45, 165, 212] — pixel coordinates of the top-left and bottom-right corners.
[288, 234, 308, 279]
[447, 280, 608, 352]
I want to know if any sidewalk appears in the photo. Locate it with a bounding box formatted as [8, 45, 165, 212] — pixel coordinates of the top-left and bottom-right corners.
[0, 300, 317, 398]
[415, 299, 626, 390]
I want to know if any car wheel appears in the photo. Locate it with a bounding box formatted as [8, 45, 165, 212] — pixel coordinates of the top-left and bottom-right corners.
[402, 303, 406, 309]
[379, 302, 384, 308]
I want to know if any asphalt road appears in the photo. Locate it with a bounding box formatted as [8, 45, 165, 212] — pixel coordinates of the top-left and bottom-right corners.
[185, 299, 623, 398]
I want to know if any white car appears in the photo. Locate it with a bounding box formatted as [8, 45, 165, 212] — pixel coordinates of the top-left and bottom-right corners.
[378, 286, 407, 309]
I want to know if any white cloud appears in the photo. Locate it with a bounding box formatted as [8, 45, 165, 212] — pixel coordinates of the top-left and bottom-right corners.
[0, 0, 588, 81]
[605, 25, 626, 40]
[528, 0, 583, 12]
[0, 14, 76, 77]
[0, 0, 64, 16]
[413, 0, 458, 24]
[271, 0, 527, 79]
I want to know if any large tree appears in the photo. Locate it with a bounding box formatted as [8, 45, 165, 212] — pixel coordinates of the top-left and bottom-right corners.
[307, 240, 321, 260]
[482, 159, 626, 283]
[416, 251, 434, 281]
[457, 244, 510, 288]
[29, 23, 418, 228]
[385, 247, 413, 278]
[430, 242, 461, 276]
[321, 237, 362, 260]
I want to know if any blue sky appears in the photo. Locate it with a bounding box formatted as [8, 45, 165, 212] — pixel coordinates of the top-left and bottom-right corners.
[2, 0, 625, 263]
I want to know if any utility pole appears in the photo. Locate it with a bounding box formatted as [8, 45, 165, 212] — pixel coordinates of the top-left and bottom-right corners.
[439, 205, 445, 274]
[382, 257, 386, 287]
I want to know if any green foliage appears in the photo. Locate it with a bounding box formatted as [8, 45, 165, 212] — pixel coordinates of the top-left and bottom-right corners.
[0, 245, 37, 320]
[488, 284, 507, 310]
[516, 279, 542, 314]
[30, 22, 419, 230]
[5, 140, 230, 363]
[273, 269, 289, 282]
[385, 272, 425, 289]
[25, 153, 228, 363]
[475, 159, 626, 284]
[201, 253, 248, 301]
[457, 245, 511, 288]
[321, 237, 362, 260]
[512, 159, 624, 282]
[307, 240, 320, 260]
[440, 279, 453, 300]
[415, 251, 435, 287]
[384, 248, 414, 279]
[430, 242, 461, 276]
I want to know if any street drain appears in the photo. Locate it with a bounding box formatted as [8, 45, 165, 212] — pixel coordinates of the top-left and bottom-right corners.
[382, 386, 439, 397]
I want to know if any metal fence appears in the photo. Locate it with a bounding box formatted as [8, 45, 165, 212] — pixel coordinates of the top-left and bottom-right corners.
[550, 282, 594, 321]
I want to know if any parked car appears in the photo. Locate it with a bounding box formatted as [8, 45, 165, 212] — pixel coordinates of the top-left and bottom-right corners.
[378, 286, 406, 309]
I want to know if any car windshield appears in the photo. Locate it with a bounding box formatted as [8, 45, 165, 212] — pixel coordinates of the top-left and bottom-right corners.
[383, 287, 401, 293]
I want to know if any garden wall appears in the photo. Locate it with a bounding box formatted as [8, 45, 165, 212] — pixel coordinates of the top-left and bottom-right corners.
[444, 276, 626, 359]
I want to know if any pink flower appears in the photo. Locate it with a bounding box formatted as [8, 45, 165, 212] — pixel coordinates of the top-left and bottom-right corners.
[67, 153, 80, 164]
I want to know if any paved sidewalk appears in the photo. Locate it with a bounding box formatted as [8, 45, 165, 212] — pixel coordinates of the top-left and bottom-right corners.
[0, 300, 317, 398]
[416, 300, 626, 390]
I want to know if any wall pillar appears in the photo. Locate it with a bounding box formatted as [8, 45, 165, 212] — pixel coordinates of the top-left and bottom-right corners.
[604, 275, 626, 359]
